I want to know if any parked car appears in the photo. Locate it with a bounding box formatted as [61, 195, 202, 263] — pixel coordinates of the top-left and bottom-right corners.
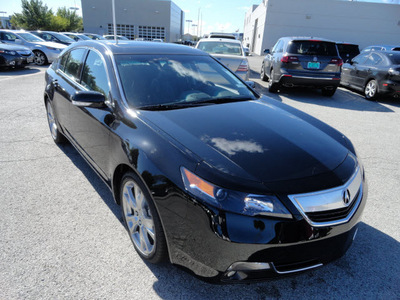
[362, 45, 400, 53]
[104, 35, 129, 40]
[62, 32, 92, 42]
[260, 37, 343, 96]
[336, 42, 360, 62]
[195, 38, 249, 80]
[208, 33, 236, 40]
[83, 33, 106, 40]
[44, 40, 366, 283]
[0, 41, 34, 69]
[341, 50, 400, 99]
[152, 38, 163, 42]
[30, 31, 75, 45]
[0, 30, 66, 65]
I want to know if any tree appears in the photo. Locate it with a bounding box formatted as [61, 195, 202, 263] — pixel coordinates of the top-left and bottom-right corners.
[10, 0, 53, 30]
[53, 7, 83, 31]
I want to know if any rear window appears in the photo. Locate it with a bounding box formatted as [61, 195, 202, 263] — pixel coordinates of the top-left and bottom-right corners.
[287, 41, 338, 56]
[337, 44, 360, 55]
[197, 41, 242, 56]
[387, 53, 400, 65]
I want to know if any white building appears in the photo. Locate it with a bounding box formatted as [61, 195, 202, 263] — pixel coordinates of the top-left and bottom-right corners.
[81, 0, 184, 42]
[243, 0, 400, 55]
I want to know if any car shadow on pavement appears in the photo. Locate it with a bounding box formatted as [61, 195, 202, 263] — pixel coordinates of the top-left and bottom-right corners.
[147, 222, 399, 299]
[56, 142, 123, 225]
[0, 66, 42, 76]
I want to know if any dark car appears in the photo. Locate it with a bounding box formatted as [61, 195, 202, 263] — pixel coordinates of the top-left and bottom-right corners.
[361, 45, 400, 53]
[341, 51, 400, 99]
[336, 42, 360, 63]
[0, 41, 34, 69]
[261, 37, 343, 96]
[30, 31, 75, 45]
[44, 40, 366, 283]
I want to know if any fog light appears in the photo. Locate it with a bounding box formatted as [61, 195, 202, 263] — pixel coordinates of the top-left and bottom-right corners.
[227, 261, 271, 272]
[10, 61, 15, 65]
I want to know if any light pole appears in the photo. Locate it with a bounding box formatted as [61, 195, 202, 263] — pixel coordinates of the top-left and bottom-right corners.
[186, 20, 192, 34]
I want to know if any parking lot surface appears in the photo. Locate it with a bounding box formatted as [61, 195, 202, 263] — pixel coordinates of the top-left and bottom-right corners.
[1, 58, 399, 299]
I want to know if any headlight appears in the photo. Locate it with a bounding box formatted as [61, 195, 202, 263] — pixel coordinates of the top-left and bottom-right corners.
[0, 49, 17, 55]
[181, 167, 292, 219]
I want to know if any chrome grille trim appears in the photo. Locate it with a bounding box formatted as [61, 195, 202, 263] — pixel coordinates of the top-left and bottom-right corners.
[288, 167, 363, 227]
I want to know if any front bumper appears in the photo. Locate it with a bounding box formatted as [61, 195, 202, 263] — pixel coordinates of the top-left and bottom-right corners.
[162, 174, 367, 283]
[0, 53, 34, 67]
[43, 48, 63, 63]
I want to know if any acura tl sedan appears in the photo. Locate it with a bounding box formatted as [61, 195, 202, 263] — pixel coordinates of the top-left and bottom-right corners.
[44, 41, 367, 282]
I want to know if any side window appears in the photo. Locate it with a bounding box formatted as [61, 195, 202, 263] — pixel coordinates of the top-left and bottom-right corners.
[276, 40, 284, 53]
[353, 53, 369, 65]
[4, 32, 17, 41]
[64, 48, 86, 83]
[369, 53, 383, 66]
[59, 51, 70, 72]
[271, 40, 280, 53]
[81, 50, 110, 99]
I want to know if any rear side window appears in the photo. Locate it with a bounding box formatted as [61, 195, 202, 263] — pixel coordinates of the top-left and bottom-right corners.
[287, 41, 338, 56]
[64, 48, 86, 82]
[81, 50, 110, 99]
[387, 53, 400, 64]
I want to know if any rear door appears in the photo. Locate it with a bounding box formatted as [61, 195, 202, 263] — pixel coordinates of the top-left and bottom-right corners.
[345, 53, 370, 88]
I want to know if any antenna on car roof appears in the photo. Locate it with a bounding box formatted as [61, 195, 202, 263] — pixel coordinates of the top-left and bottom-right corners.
[112, 0, 118, 45]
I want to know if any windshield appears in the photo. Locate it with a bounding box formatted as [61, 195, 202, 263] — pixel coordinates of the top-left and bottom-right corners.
[77, 34, 91, 40]
[52, 32, 74, 43]
[287, 41, 338, 56]
[197, 41, 243, 56]
[17, 32, 44, 42]
[115, 54, 256, 109]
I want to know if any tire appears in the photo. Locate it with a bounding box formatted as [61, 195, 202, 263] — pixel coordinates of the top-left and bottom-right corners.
[364, 79, 378, 100]
[45, 99, 66, 144]
[267, 69, 279, 93]
[33, 50, 48, 66]
[260, 63, 268, 81]
[321, 87, 337, 97]
[120, 172, 167, 264]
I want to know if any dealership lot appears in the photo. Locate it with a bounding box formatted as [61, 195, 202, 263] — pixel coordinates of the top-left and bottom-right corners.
[0, 59, 399, 299]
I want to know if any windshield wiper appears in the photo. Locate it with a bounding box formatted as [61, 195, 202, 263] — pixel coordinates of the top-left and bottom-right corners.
[192, 96, 254, 105]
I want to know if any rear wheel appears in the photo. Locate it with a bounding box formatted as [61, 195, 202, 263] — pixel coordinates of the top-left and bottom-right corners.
[321, 87, 337, 97]
[267, 69, 279, 93]
[364, 79, 378, 100]
[120, 172, 167, 264]
[260, 63, 268, 81]
[45, 100, 66, 144]
[33, 50, 48, 66]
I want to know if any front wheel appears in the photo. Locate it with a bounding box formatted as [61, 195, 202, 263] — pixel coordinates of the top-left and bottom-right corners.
[33, 50, 48, 66]
[120, 172, 167, 264]
[364, 79, 378, 100]
[260, 63, 268, 81]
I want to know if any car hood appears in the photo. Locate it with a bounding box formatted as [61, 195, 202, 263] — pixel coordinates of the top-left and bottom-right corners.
[212, 54, 245, 72]
[30, 41, 66, 49]
[0, 43, 31, 51]
[140, 99, 350, 185]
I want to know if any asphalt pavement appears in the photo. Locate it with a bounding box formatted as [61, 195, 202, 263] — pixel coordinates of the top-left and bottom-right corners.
[0, 59, 399, 299]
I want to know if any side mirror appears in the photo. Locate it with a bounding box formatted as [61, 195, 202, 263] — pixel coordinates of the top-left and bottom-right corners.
[71, 91, 106, 108]
[263, 49, 270, 54]
[245, 81, 255, 89]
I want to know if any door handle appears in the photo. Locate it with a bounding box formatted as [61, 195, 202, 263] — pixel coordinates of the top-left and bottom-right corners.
[52, 79, 58, 87]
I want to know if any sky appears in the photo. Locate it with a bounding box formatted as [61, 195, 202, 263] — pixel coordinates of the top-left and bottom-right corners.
[0, 0, 399, 35]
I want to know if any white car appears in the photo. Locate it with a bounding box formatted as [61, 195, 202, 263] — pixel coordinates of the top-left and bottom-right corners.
[0, 30, 66, 66]
[195, 38, 249, 81]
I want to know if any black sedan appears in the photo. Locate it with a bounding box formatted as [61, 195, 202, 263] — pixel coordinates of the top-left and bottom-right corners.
[0, 42, 34, 69]
[44, 40, 367, 282]
[341, 51, 400, 99]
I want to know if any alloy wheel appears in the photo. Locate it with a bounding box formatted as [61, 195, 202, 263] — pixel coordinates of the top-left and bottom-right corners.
[34, 51, 46, 66]
[122, 179, 156, 257]
[365, 80, 377, 99]
[46, 101, 58, 140]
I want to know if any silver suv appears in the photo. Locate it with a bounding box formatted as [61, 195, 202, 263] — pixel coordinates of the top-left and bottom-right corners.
[261, 37, 343, 96]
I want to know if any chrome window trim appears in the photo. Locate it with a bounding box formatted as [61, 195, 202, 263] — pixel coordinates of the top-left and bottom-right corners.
[288, 166, 363, 227]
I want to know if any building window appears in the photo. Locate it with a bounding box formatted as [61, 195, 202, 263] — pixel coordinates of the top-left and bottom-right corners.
[138, 25, 165, 41]
[107, 24, 135, 40]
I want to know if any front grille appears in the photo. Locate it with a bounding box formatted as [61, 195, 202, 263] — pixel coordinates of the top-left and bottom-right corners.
[306, 189, 360, 222]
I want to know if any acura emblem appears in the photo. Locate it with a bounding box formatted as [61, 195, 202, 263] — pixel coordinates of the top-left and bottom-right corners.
[343, 189, 351, 205]
[313, 56, 318, 62]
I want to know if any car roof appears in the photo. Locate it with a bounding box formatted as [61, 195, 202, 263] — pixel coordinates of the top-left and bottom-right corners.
[67, 40, 206, 55]
[198, 38, 241, 44]
[281, 36, 336, 43]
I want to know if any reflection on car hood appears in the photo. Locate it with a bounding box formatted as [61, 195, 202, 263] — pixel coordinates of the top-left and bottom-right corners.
[32, 41, 66, 49]
[140, 99, 350, 184]
[212, 54, 245, 72]
[0, 43, 31, 51]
